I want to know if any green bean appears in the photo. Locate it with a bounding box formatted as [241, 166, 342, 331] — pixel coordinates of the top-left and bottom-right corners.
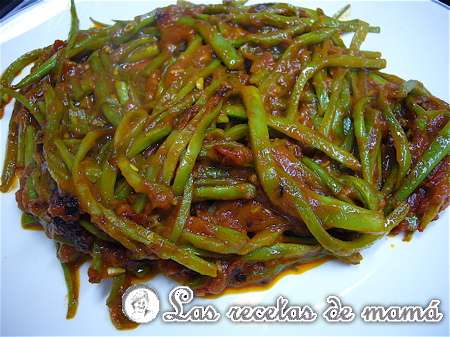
[132, 193, 148, 213]
[235, 19, 315, 47]
[333, 4, 350, 19]
[79, 219, 113, 242]
[146, 130, 179, 182]
[193, 183, 256, 201]
[1, 48, 42, 101]
[268, 115, 361, 172]
[55, 139, 74, 170]
[282, 169, 390, 257]
[239, 229, 283, 255]
[366, 107, 383, 187]
[331, 75, 351, 142]
[195, 176, 239, 186]
[379, 95, 411, 186]
[0, 87, 44, 125]
[142, 51, 169, 76]
[242, 243, 324, 262]
[124, 43, 159, 63]
[60, 262, 79, 319]
[350, 22, 369, 51]
[241, 86, 280, 201]
[68, 34, 110, 58]
[114, 81, 129, 105]
[294, 27, 338, 45]
[114, 178, 133, 200]
[312, 69, 329, 117]
[89, 51, 122, 126]
[221, 104, 361, 172]
[25, 171, 38, 199]
[16, 123, 26, 168]
[233, 12, 305, 28]
[224, 124, 249, 140]
[45, 151, 71, 189]
[353, 97, 372, 183]
[44, 85, 65, 136]
[117, 155, 174, 209]
[119, 36, 156, 59]
[55, 0, 80, 77]
[224, 104, 247, 120]
[161, 94, 222, 185]
[184, 19, 243, 69]
[127, 125, 172, 157]
[341, 116, 354, 152]
[22, 125, 36, 166]
[196, 166, 230, 180]
[106, 273, 125, 306]
[13, 52, 59, 89]
[389, 120, 450, 210]
[301, 157, 343, 195]
[85, 163, 102, 183]
[245, 85, 388, 256]
[287, 55, 386, 120]
[298, 186, 385, 233]
[182, 231, 238, 254]
[112, 11, 156, 45]
[67, 0, 79, 49]
[339, 175, 384, 210]
[320, 17, 380, 34]
[105, 207, 218, 276]
[74, 152, 216, 276]
[73, 130, 111, 169]
[170, 175, 193, 242]
[170, 59, 221, 107]
[259, 29, 338, 101]
[320, 69, 347, 138]
[382, 165, 398, 195]
[173, 100, 223, 195]
[99, 158, 117, 205]
[21, 212, 40, 226]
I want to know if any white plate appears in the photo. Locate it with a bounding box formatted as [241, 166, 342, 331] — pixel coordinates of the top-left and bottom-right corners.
[0, 1, 449, 336]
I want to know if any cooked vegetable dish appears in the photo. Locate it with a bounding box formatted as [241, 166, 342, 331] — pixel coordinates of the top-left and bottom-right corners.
[0, 0, 448, 329]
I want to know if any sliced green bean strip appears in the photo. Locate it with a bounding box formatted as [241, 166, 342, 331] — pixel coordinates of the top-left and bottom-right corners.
[0, 87, 44, 125]
[99, 159, 117, 205]
[79, 219, 113, 242]
[23, 125, 36, 166]
[173, 101, 223, 195]
[287, 55, 386, 120]
[13, 52, 59, 89]
[353, 97, 371, 183]
[389, 120, 450, 210]
[268, 115, 361, 172]
[243, 243, 324, 262]
[127, 125, 172, 157]
[182, 18, 244, 69]
[170, 175, 193, 242]
[114, 81, 129, 105]
[55, 139, 74, 170]
[60, 262, 79, 319]
[301, 157, 343, 195]
[224, 124, 248, 140]
[193, 183, 256, 201]
[132, 193, 148, 213]
[1, 48, 42, 101]
[379, 95, 411, 186]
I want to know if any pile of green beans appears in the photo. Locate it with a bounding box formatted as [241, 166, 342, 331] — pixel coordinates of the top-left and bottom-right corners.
[1, 0, 449, 329]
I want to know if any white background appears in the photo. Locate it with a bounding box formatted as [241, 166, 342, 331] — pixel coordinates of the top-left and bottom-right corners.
[0, 0, 449, 336]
